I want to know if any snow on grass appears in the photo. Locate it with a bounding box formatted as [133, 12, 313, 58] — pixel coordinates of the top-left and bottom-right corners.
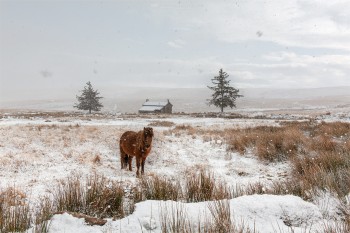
[47, 195, 324, 233]
[1, 114, 349, 232]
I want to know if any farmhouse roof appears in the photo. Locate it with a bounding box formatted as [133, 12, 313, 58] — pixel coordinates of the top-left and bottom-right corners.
[139, 105, 164, 111]
[139, 99, 173, 112]
[142, 101, 169, 107]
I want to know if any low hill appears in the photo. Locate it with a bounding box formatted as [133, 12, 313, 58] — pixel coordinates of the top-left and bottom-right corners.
[1, 86, 349, 114]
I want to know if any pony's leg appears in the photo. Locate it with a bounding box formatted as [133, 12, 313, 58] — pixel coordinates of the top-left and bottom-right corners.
[141, 158, 146, 175]
[136, 156, 141, 177]
[120, 147, 127, 169]
[124, 155, 129, 168]
[128, 156, 133, 171]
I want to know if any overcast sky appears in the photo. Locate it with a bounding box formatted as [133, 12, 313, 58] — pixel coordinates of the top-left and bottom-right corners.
[1, 0, 350, 98]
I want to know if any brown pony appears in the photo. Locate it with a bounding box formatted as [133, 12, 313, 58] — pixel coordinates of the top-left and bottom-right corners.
[119, 127, 154, 176]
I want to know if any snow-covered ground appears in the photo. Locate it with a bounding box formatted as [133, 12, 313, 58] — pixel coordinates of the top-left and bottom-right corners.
[1, 113, 349, 232]
[49, 195, 324, 233]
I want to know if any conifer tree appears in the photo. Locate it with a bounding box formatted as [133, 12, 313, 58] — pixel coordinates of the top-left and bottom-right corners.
[74, 81, 103, 114]
[208, 69, 243, 113]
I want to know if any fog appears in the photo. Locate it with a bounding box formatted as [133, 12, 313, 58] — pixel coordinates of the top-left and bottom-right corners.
[1, 86, 349, 114]
[1, 0, 350, 111]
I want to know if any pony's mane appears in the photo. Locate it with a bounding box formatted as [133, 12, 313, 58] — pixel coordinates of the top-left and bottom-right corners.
[136, 130, 145, 151]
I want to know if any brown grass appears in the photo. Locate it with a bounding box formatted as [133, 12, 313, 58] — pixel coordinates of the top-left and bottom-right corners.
[315, 121, 350, 138]
[134, 171, 233, 203]
[0, 111, 117, 121]
[2, 116, 350, 231]
[318, 220, 350, 233]
[224, 121, 350, 199]
[1, 174, 129, 232]
[0, 187, 32, 232]
[207, 200, 231, 232]
[55, 174, 125, 219]
[160, 200, 257, 233]
[140, 175, 182, 201]
[0, 187, 55, 233]
[310, 135, 337, 152]
[92, 154, 101, 164]
[85, 175, 124, 218]
[160, 202, 194, 233]
[0, 124, 121, 186]
[33, 197, 54, 233]
[185, 169, 232, 202]
[226, 125, 307, 161]
[290, 152, 350, 197]
[148, 121, 176, 127]
[227, 121, 350, 158]
[164, 124, 198, 137]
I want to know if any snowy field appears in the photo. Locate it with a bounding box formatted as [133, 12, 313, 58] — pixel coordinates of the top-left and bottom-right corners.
[1, 111, 350, 232]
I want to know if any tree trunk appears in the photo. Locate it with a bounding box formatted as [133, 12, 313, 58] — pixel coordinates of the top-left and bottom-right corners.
[89, 108, 91, 114]
[221, 91, 224, 113]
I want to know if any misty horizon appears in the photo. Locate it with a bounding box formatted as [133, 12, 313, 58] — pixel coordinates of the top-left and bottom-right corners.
[1, 85, 349, 113]
[2, 0, 350, 100]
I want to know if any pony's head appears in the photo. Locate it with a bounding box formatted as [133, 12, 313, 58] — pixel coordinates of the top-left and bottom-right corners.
[143, 127, 154, 149]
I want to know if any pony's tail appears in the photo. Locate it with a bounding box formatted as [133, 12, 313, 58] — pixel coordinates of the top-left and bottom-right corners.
[120, 146, 128, 169]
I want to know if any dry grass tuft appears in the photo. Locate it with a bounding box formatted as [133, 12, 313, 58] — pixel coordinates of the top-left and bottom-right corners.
[160, 200, 257, 233]
[140, 175, 182, 201]
[225, 121, 350, 199]
[55, 174, 125, 219]
[207, 200, 231, 232]
[92, 154, 101, 164]
[164, 124, 197, 137]
[85, 175, 124, 218]
[136, 171, 232, 203]
[318, 219, 350, 233]
[290, 152, 350, 197]
[0, 187, 32, 232]
[174, 124, 195, 131]
[148, 121, 176, 127]
[226, 126, 306, 161]
[1, 174, 127, 232]
[55, 177, 85, 214]
[311, 136, 337, 152]
[32, 197, 54, 233]
[185, 169, 232, 202]
[315, 121, 350, 138]
[160, 202, 194, 233]
[0, 187, 55, 233]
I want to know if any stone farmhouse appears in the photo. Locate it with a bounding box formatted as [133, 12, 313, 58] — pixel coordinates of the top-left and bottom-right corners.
[138, 99, 173, 114]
